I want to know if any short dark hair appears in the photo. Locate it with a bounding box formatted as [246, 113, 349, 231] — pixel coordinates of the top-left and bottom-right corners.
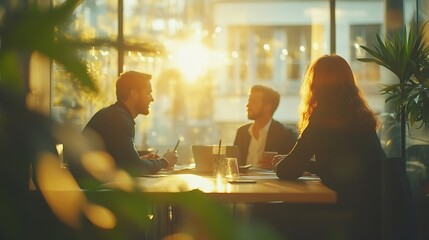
[116, 71, 152, 101]
[251, 85, 280, 114]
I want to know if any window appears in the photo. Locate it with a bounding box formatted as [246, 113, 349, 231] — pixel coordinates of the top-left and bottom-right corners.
[283, 26, 312, 81]
[49, 0, 427, 163]
[349, 24, 381, 83]
[228, 26, 312, 82]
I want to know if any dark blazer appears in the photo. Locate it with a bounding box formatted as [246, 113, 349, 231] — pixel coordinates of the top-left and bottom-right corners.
[80, 102, 167, 177]
[233, 119, 297, 166]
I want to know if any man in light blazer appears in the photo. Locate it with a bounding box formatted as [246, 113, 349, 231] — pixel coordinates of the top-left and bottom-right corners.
[234, 85, 296, 169]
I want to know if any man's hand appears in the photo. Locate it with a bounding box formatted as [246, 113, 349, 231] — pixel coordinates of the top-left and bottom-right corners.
[258, 151, 278, 170]
[162, 150, 178, 169]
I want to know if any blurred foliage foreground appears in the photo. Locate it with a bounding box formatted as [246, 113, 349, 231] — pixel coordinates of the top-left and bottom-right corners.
[0, 1, 280, 239]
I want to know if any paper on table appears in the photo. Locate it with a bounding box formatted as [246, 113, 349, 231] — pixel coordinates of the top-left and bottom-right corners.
[298, 175, 321, 181]
[239, 174, 278, 180]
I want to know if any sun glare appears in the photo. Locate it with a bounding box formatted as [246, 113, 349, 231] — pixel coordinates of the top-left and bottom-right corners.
[170, 40, 213, 83]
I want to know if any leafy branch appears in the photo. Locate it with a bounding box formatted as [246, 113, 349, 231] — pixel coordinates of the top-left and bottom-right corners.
[358, 23, 429, 127]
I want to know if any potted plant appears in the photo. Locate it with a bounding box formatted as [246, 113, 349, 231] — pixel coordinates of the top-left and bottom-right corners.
[358, 22, 429, 157]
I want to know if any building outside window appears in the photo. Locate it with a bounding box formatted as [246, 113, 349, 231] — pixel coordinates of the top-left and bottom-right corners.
[227, 25, 312, 95]
[349, 24, 382, 84]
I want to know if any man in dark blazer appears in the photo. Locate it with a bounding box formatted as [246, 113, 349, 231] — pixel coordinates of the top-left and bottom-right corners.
[81, 71, 178, 177]
[234, 85, 296, 169]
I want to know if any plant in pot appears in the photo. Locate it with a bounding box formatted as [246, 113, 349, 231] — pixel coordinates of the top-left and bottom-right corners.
[358, 22, 429, 158]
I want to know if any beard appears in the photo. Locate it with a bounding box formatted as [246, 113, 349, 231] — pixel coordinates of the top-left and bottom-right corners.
[247, 109, 263, 120]
[137, 100, 150, 115]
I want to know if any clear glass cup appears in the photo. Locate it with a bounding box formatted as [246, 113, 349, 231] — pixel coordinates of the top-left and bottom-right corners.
[212, 145, 226, 178]
[223, 157, 240, 180]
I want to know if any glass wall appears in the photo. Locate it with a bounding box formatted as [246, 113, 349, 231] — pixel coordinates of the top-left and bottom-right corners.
[51, 47, 118, 128]
[51, 0, 119, 129]
[50, 0, 428, 164]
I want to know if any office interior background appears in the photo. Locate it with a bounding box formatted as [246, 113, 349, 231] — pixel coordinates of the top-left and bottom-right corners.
[26, 0, 429, 164]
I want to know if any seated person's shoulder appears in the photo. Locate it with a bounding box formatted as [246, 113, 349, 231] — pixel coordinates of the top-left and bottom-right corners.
[285, 124, 297, 136]
[273, 120, 297, 137]
[85, 104, 132, 133]
[98, 104, 130, 120]
[237, 123, 251, 132]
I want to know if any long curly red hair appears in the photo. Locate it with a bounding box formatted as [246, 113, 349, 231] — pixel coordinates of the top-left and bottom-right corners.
[298, 55, 378, 134]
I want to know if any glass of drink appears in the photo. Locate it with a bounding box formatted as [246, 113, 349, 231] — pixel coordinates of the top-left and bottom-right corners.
[212, 145, 226, 178]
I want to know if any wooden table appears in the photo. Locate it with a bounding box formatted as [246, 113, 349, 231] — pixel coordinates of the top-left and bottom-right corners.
[126, 171, 337, 237]
[108, 170, 337, 204]
[33, 163, 337, 239]
[101, 169, 337, 239]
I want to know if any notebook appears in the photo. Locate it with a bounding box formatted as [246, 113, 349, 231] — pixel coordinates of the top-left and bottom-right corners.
[191, 145, 241, 172]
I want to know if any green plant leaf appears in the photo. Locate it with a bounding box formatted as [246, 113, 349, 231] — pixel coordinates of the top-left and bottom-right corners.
[0, 0, 162, 94]
[358, 22, 429, 127]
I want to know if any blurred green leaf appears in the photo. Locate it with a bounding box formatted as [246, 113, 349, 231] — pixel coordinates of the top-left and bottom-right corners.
[1, 0, 166, 94]
[0, 51, 24, 91]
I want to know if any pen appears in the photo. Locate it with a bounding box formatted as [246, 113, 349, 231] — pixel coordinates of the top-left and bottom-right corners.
[173, 139, 180, 152]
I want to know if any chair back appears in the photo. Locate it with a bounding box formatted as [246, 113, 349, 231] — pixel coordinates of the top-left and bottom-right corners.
[382, 156, 417, 240]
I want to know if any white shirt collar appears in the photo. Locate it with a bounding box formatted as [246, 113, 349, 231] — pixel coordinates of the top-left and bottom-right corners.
[248, 118, 272, 138]
[247, 119, 273, 167]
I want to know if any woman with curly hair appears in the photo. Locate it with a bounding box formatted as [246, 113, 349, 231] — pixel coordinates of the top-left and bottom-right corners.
[274, 55, 385, 239]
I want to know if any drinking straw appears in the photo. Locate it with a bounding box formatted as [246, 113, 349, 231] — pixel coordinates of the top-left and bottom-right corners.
[217, 139, 222, 156]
